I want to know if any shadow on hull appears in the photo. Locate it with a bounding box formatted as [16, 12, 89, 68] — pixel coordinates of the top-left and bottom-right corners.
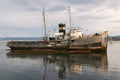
[8, 46, 107, 53]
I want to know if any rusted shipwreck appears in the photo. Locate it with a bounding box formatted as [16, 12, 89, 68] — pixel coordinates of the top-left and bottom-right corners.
[7, 23, 108, 52]
[7, 7, 108, 53]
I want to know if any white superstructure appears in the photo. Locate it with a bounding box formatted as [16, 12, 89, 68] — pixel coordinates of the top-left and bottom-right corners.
[70, 29, 83, 39]
[53, 23, 83, 41]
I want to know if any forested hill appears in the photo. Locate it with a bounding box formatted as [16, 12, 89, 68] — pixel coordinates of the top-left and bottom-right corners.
[109, 35, 120, 41]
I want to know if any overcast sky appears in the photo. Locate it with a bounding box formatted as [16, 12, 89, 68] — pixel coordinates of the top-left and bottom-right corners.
[0, 0, 120, 37]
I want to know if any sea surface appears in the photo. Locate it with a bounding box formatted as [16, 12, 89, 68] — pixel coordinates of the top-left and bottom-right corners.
[0, 41, 120, 80]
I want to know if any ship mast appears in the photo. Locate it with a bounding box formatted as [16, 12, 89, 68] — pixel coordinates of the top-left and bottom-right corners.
[43, 6, 47, 41]
[68, 6, 72, 46]
[68, 6, 72, 30]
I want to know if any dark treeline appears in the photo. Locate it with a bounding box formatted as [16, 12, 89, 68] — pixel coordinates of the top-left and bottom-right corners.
[108, 35, 120, 41]
[0, 37, 42, 41]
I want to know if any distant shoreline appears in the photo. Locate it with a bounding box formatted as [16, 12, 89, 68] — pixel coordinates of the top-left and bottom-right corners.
[0, 37, 42, 41]
[109, 40, 120, 41]
[0, 36, 120, 41]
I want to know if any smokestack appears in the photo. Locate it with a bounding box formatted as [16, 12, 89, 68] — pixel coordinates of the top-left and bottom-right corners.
[58, 23, 66, 35]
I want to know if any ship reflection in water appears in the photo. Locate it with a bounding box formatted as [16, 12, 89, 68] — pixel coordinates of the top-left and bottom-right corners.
[7, 51, 108, 80]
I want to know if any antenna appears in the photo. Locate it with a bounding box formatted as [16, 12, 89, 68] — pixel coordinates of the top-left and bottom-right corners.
[43, 6, 47, 41]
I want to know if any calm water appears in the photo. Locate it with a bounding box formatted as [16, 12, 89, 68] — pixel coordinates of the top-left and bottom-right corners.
[0, 41, 120, 80]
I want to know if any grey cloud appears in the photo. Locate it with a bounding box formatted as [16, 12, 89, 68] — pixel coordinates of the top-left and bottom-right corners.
[4, 0, 120, 12]
[47, 5, 67, 12]
[114, 20, 120, 23]
[10, 0, 67, 12]
[68, 0, 106, 5]
[0, 0, 120, 37]
[106, 0, 120, 9]
[81, 15, 110, 20]
[45, 0, 106, 12]
[26, 8, 41, 11]
[12, 0, 42, 11]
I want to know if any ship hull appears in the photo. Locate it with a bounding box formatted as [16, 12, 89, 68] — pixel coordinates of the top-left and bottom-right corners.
[7, 32, 108, 53]
[9, 46, 106, 53]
